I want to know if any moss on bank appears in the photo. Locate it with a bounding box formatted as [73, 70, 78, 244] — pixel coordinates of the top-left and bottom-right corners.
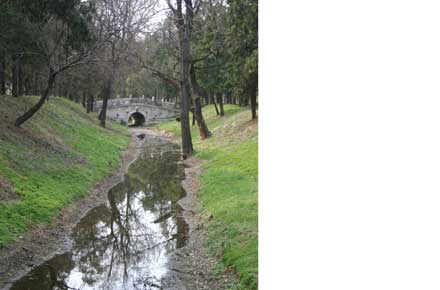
[156, 105, 258, 290]
[0, 96, 130, 247]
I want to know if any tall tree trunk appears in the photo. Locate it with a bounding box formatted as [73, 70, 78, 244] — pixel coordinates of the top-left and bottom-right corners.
[189, 64, 211, 139]
[174, 0, 193, 157]
[0, 51, 5, 95]
[250, 91, 257, 119]
[99, 78, 112, 128]
[216, 92, 224, 116]
[18, 60, 24, 96]
[87, 95, 94, 113]
[24, 75, 30, 95]
[12, 56, 18, 97]
[86, 96, 91, 113]
[250, 81, 257, 119]
[15, 69, 56, 127]
[81, 91, 86, 108]
[34, 71, 41, 96]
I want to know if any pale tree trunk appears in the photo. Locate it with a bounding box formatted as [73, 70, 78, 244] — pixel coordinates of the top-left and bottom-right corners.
[216, 92, 224, 116]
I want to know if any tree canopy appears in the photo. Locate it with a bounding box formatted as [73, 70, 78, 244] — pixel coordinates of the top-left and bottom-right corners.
[0, 0, 258, 148]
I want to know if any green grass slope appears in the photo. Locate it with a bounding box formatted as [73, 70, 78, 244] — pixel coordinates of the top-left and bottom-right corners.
[156, 105, 258, 290]
[0, 96, 130, 247]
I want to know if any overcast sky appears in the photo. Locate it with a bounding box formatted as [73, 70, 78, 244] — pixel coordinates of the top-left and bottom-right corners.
[149, 0, 168, 27]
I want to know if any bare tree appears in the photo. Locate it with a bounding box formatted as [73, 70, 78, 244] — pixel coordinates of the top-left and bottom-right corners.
[166, 0, 215, 155]
[93, 0, 158, 127]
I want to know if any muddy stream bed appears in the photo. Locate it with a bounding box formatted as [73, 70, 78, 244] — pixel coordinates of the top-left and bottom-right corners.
[7, 135, 190, 290]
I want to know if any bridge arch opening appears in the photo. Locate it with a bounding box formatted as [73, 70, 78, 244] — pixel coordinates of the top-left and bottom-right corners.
[128, 112, 146, 127]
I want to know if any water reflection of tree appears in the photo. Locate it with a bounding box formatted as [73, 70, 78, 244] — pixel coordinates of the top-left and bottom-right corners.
[133, 150, 188, 250]
[9, 253, 76, 290]
[9, 144, 189, 290]
[69, 148, 188, 288]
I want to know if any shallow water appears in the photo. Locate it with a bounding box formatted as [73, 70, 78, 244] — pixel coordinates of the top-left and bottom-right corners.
[9, 141, 188, 290]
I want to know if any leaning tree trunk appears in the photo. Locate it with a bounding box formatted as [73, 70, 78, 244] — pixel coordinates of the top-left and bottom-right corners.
[209, 93, 220, 116]
[15, 69, 56, 127]
[189, 64, 211, 139]
[213, 102, 219, 115]
[216, 92, 224, 116]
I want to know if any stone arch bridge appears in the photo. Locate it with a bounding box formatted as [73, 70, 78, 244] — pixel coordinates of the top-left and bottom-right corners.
[93, 98, 179, 126]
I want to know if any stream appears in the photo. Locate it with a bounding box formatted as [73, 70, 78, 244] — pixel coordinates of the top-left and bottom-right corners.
[8, 138, 189, 290]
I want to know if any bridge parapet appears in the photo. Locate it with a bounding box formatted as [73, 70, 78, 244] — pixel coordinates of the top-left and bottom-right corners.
[93, 98, 179, 112]
[92, 97, 179, 125]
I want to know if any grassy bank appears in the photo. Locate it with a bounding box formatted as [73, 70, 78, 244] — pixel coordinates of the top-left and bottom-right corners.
[0, 96, 130, 247]
[156, 105, 258, 289]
